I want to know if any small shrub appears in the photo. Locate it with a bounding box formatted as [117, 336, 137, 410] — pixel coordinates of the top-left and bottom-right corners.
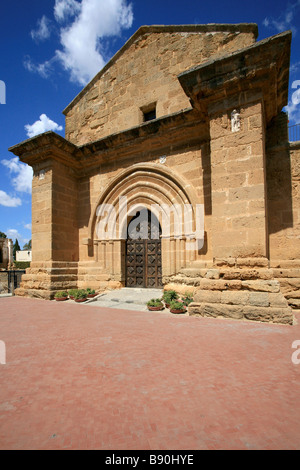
[74, 289, 88, 300]
[169, 300, 186, 311]
[68, 289, 78, 298]
[162, 290, 179, 304]
[181, 293, 194, 306]
[147, 298, 164, 308]
[14, 262, 31, 269]
[86, 288, 96, 295]
[54, 291, 68, 299]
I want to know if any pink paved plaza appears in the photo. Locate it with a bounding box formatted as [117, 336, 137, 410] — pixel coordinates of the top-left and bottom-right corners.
[0, 296, 300, 450]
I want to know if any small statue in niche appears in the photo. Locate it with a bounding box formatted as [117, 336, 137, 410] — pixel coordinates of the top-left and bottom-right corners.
[231, 109, 241, 133]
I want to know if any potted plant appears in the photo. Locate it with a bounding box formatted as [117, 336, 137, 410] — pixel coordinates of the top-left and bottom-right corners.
[162, 290, 179, 308]
[181, 292, 194, 307]
[86, 288, 98, 298]
[68, 289, 78, 300]
[147, 298, 164, 311]
[169, 300, 187, 314]
[54, 291, 69, 301]
[74, 289, 88, 303]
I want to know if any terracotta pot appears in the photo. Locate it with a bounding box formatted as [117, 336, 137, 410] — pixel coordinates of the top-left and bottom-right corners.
[75, 298, 87, 303]
[55, 297, 68, 302]
[87, 294, 98, 298]
[148, 305, 164, 311]
[170, 308, 186, 314]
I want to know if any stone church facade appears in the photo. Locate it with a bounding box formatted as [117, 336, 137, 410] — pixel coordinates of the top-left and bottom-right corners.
[9, 24, 300, 324]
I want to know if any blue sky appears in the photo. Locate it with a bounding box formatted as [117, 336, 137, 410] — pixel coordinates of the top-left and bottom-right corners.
[0, 0, 300, 248]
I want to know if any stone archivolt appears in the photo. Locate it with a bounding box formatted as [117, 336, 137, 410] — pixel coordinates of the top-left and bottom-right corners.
[8, 24, 300, 324]
[88, 163, 198, 242]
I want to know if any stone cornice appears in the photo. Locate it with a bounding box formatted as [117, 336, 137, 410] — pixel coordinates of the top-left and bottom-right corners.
[8, 108, 208, 175]
[8, 132, 81, 169]
[178, 30, 292, 123]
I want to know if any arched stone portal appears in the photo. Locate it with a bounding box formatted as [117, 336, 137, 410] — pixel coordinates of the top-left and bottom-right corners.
[83, 163, 202, 290]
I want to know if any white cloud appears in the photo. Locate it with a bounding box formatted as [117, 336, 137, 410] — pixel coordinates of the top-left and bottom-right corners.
[31, 15, 51, 42]
[0, 191, 22, 208]
[284, 101, 300, 126]
[55, 0, 133, 85]
[285, 100, 300, 125]
[2, 157, 33, 194]
[6, 229, 21, 239]
[290, 61, 300, 75]
[25, 114, 63, 138]
[263, 0, 300, 35]
[284, 80, 300, 125]
[5, 229, 29, 246]
[24, 223, 32, 230]
[23, 56, 54, 79]
[27, 0, 134, 86]
[54, 0, 81, 22]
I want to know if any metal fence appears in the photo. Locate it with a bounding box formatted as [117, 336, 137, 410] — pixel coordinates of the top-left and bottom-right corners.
[289, 123, 300, 142]
[0, 270, 25, 295]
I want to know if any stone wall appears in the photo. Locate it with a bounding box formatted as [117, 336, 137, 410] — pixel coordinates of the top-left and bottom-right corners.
[0, 272, 8, 293]
[31, 164, 53, 263]
[267, 114, 300, 263]
[188, 279, 293, 324]
[64, 25, 257, 146]
[51, 160, 79, 263]
[208, 97, 267, 259]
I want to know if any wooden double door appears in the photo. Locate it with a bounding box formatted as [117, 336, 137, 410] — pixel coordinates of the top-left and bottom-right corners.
[126, 211, 162, 288]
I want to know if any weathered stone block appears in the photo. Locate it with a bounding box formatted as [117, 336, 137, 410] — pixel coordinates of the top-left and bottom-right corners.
[269, 293, 289, 308]
[205, 269, 220, 279]
[249, 292, 270, 307]
[221, 291, 249, 305]
[194, 290, 221, 303]
[241, 280, 280, 293]
[199, 279, 243, 291]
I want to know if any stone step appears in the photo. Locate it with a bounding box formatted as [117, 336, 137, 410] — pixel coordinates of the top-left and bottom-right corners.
[187, 261, 214, 268]
[167, 276, 202, 286]
[176, 268, 220, 279]
[49, 268, 78, 275]
[77, 274, 111, 282]
[287, 298, 300, 309]
[188, 302, 293, 325]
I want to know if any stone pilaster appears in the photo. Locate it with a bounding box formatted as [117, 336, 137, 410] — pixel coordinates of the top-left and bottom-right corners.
[208, 94, 268, 260]
[9, 133, 80, 299]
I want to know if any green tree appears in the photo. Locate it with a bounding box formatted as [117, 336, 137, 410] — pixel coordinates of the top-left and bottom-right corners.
[23, 240, 32, 250]
[13, 239, 21, 260]
[0, 231, 7, 238]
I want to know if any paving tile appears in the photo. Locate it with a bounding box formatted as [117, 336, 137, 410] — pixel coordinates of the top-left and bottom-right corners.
[0, 297, 300, 450]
